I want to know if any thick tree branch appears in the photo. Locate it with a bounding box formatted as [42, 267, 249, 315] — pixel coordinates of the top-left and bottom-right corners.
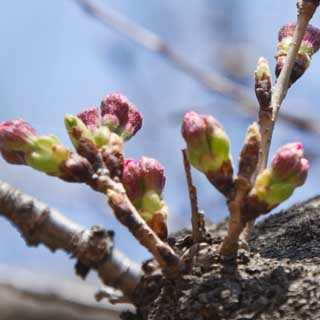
[0, 180, 141, 300]
[75, 0, 320, 133]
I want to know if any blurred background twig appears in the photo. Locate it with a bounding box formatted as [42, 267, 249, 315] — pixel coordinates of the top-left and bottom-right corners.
[76, 0, 320, 133]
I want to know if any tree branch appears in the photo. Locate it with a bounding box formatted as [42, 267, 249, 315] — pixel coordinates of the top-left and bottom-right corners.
[0, 180, 141, 300]
[182, 149, 205, 243]
[75, 0, 320, 133]
[85, 155, 183, 278]
[244, 0, 319, 241]
[102, 173, 183, 278]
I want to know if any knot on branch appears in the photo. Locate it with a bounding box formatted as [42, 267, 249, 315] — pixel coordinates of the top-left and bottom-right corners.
[73, 226, 114, 278]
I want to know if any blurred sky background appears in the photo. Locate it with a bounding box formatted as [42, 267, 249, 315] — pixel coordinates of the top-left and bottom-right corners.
[1, 0, 320, 300]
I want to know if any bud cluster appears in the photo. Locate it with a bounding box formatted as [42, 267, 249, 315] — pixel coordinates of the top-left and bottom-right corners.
[65, 93, 142, 176]
[181, 111, 234, 196]
[122, 157, 168, 240]
[275, 23, 320, 85]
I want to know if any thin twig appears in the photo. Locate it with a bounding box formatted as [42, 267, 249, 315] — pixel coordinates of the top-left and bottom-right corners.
[90, 167, 183, 278]
[220, 123, 260, 256]
[243, 0, 319, 241]
[75, 0, 320, 133]
[0, 180, 141, 300]
[182, 149, 205, 243]
[105, 178, 183, 278]
[259, 1, 318, 171]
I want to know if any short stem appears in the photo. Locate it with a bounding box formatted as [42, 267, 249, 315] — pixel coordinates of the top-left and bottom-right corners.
[182, 149, 205, 243]
[220, 177, 250, 256]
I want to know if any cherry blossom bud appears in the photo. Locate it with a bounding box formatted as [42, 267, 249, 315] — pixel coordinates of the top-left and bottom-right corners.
[122, 157, 167, 239]
[238, 123, 261, 180]
[77, 107, 99, 130]
[122, 157, 165, 207]
[243, 142, 309, 220]
[25, 135, 72, 176]
[271, 142, 308, 186]
[275, 23, 320, 85]
[254, 57, 272, 110]
[0, 120, 37, 162]
[64, 114, 95, 151]
[0, 119, 96, 184]
[181, 111, 233, 196]
[100, 93, 143, 141]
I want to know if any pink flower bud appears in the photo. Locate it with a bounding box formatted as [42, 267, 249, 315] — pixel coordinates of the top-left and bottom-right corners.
[0, 119, 37, 151]
[122, 157, 167, 239]
[77, 107, 99, 130]
[271, 142, 309, 186]
[122, 157, 165, 207]
[276, 23, 320, 84]
[278, 23, 320, 53]
[182, 111, 233, 196]
[122, 158, 144, 203]
[100, 93, 142, 140]
[181, 112, 210, 152]
[0, 119, 37, 164]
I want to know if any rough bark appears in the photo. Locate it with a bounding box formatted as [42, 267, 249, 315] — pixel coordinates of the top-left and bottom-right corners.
[124, 196, 320, 320]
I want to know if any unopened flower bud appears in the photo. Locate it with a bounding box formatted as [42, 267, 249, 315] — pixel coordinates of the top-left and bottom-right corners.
[238, 123, 261, 180]
[0, 119, 96, 183]
[275, 23, 320, 85]
[181, 111, 233, 196]
[77, 107, 99, 130]
[254, 57, 272, 110]
[64, 114, 95, 150]
[0, 120, 37, 162]
[122, 157, 167, 239]
[271, 142, 308, 186]
[101, 93, 143, 141]
[25, 135, 72, 176]
[122, 157, 165, 206]
[243, 142, 309, 220]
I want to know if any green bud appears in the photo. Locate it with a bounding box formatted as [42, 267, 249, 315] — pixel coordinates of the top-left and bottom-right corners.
[254, 169, 294, 207]
[93, 126, 111, 148]
[122, 157, 168, 239]
[25, 135, 72, 176]
[181, 111, 233, 196]
[243, 142, 309, 221]
[64, 114, 95, 150]
[141, 190, 162, 213]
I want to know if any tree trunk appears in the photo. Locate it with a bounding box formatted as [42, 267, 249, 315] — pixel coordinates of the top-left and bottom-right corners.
[124, 196, 320, 320]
